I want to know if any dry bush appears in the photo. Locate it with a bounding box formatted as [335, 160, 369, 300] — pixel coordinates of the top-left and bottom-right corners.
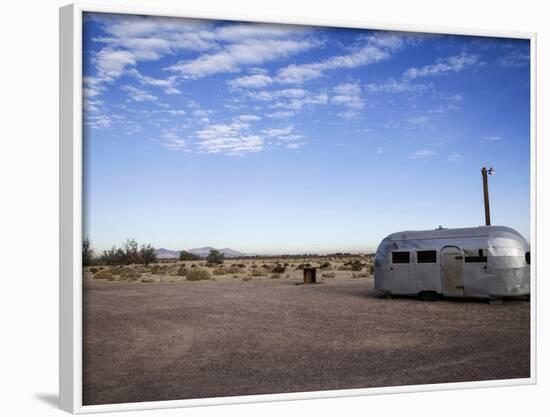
[320, 261, 332, 269]
[250, 269, 263, 277]
[352, 272, 370, 278]
[213, 267, 230, 275]
[322, 272, 336, 278]
[90, 267, 99, 274]
[272, 264, 286, 273]
[93, 270, 113, 280]
[187, 268, 211, 281]
[242, 276, 253, 282]
[270, 273, 281, 279]
[109, 266, 124, 275]
[176, 266, 188, 276]
[228, 265, 243, 274]
[140, 277, 155, 283]
[120, 269, 141, 281]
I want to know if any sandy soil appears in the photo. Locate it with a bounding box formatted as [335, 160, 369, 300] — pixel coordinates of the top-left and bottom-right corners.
[82, 273, 530, 406]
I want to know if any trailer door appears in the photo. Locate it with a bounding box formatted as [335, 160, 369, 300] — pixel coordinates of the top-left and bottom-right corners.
[441, 246, 464, 297]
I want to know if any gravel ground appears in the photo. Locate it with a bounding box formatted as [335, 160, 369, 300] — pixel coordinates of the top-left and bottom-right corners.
[83, 277, 530, 405]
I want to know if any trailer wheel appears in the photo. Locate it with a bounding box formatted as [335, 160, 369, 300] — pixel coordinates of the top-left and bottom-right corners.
[418, 291, 437, 301]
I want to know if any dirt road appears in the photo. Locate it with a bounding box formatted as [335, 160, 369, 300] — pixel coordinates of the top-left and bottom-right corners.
[83, 277, 530, 405]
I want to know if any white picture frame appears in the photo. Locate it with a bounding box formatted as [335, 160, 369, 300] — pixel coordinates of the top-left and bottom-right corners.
[59, 2, 537, 413]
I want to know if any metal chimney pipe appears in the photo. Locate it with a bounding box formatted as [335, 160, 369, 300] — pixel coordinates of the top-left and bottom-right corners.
[481, 167, 491, 226]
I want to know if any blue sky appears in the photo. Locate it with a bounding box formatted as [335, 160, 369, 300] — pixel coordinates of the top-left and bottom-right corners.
[82, 12, 531, 254]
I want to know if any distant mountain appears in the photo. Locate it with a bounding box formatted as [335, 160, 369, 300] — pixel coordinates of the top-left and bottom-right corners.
[188, 247, 249, 258]
[154, 248, 180, 259]
[155, 247, 250, 260]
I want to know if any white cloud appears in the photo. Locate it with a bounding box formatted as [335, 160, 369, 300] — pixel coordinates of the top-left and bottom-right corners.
[85, 114, 112, 129]
[286, 142, 304, 149]
[228, 74, 274, 89]
[169, 39, 318, 79]
[485, 136, 503, 141]
[448, 153, 461, 162]
[121, 85, 158, 102]
[411, 149, 436, 159]
[365, 78, 429, 94]
[404, 53, 481, 79]
[373, 147, 383, 155]
[236, 115, 261, 122]
[267, 111, 295, 119]
[330, 82, 364, 118]
[128, 69, 180, 94]
[407, 116, 430, 126]
[497, 53, 529, 68]
[195, 121, 263, 156]
[161, 130, 187, 151]
[262, 126, 295, 138]
[165, 109, 186, 116]
[94, 48, 136, 81]
[276, 33, 405, 84]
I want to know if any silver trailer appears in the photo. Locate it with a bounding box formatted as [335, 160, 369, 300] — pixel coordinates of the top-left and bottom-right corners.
[374, 226, 530, 300]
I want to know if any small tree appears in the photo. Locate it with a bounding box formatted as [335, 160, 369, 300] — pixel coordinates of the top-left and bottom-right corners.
[139, 244, 157, 266]
[206, 249, 224, 265]
[82, 238, 93, 266]
[123, 238, 139, 264]
[180, 250, 200, 261]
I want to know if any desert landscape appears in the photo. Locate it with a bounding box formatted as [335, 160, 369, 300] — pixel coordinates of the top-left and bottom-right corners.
[82, 253, 530, 405]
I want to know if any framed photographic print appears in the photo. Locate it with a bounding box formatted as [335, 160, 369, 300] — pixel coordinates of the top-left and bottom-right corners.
[60, 2, 536, 413]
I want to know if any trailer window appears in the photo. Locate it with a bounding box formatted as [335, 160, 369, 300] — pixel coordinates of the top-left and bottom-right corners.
[526, 251, 530, 265]
[417, 250, 437, 263]
[464, 249, 487, 263]
[392, 251, 410, 264]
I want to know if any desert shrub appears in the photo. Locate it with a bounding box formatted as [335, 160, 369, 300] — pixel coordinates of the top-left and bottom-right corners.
[139, 244, 157, 266]
[343, 260, 364, 271]
[83, 238, 94, 267]
[250, 269, 263, 277]
[180, 250, 200, 261]
[262, 264, 272, 270]
[228, 266, 243, 274]
[295, 263, 311, 270]
[186, 268, 211, 281]
[206, 249, 224, 265]
[322, 272, 336, 278]
[90, 267, 99, 274]
[243, 276, 253, 282]
[151, 265, 168, 275]
[140, 277, 154, 283]
[353, 272, 369, 278]
[320, 261, 332, 269]
[250, 264, 258, 269]
[272, 264, 286, 273]
[176, 266, 188, 276]
[191, 264, 197, 268]
[120, 269, 141, 281]
[270, 273, 281, 279]
[109, 266, 124, 275]
[93, 270, 113, 280]
[213, 267, 230, 276]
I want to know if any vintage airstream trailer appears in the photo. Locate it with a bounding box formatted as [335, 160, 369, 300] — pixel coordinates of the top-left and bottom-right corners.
[374, 226, 530, 300]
